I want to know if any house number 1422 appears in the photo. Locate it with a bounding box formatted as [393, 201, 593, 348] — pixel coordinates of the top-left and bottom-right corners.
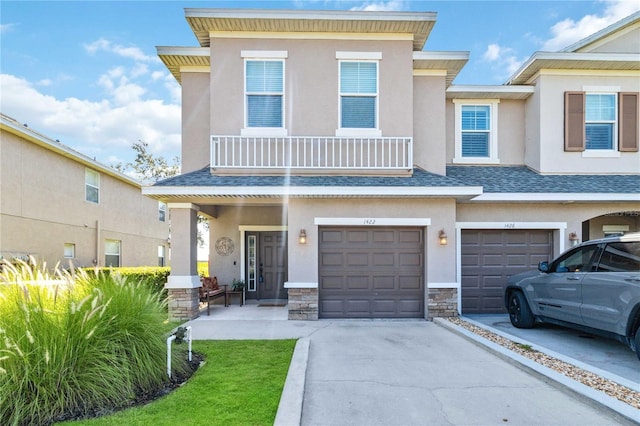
[364, 219, 376, 225]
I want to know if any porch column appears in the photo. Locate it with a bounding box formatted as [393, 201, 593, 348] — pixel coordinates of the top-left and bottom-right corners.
[166, 203, 201, 321]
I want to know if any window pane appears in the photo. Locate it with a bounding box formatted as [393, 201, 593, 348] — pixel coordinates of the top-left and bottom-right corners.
[341, 96, 375, 128]
[86, 185, 99, 203]
[105, 254, 120, 267]
[246, 61, 282, 93]
[85, 169, 99, 186]
[586, 123, 613, 149]
[596, 242, 640, 272]
[461, 106, 490, 131]
[247, 95, 282, 127]
[105, 239, 120, 255]
[340, 62, 376, 94]
[461, 133, 489, 157]
[64, 243, 75, 258]
[586, 94, 615, 121]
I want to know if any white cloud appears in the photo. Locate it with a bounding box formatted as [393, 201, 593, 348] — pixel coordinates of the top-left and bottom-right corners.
[542, 0, 640, 51]
[83, 38, 159, 63]
[350, 0, 407, 11]
[1, 23, 17, 34]
[481, 44, 527, 81]
[0, 73, 181, 163]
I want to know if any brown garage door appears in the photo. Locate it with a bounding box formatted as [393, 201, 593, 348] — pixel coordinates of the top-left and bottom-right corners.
[461, 229, 553, 314]
[319, 227, 424, 319]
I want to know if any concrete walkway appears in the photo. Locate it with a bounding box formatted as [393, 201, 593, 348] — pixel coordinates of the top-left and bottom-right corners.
[183, 303, 638, 425]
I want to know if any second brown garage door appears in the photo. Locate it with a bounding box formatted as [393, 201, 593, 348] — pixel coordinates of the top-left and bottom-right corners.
[461, 229, 553, 314]
[319, 227, 424, 319]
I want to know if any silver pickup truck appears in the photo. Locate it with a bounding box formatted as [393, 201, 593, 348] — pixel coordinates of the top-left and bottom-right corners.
[504, 232, 640, 360]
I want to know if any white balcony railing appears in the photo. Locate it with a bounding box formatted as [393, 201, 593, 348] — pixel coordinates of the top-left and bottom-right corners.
[211, 135, 412, 172]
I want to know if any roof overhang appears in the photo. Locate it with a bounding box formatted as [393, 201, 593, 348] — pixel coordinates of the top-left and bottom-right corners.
[506, 52, 640, 85]
[0, 114, 142, 188]
[184, 8, 437, 51]
[157, 46, 210, 83]
[446, 85, 534, 100]
[469, 193, 640, 203]
[413, 51, 469, 86]
[142, 185, 483, 201]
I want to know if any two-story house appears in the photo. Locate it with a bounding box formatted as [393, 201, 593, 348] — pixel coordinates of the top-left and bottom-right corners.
[143, 8, 639, 321]
[1, 114, 170, 268]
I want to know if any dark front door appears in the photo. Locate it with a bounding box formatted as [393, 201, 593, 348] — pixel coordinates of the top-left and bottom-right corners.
[257, 231, 288, 300]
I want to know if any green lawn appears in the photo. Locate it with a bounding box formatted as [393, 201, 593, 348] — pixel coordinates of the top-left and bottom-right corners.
[62, 340, 296, 426]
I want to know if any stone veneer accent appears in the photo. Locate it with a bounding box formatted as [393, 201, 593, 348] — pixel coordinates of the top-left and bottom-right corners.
[167, 288, 200, 321]
[287, 288, 319, 320]
[427, 288, 458, 320]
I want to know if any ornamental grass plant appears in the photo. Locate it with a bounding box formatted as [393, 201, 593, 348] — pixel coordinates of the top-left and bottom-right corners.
[0, 259, 189, 426]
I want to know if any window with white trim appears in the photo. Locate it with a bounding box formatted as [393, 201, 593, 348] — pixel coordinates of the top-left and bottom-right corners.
[105, 239, 121, 267]
[453, 100, 500, 164]
[158, 245, 166, 267]
[339, 61, 378, 130]
[585, 93, 617, 150]
[85, 169, 99, 203]
[64, 243, 75, 259]
[245, 59, 284, 129]
[158, 202, 167, 222]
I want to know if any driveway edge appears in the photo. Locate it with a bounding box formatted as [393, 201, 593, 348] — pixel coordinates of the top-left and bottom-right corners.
[434, 318, 640, 424]
[274, 337, 310, 426]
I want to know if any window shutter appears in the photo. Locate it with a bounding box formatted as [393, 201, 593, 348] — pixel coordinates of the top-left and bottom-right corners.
[565, 92, 585, 152]
[619, 92, 639, 152]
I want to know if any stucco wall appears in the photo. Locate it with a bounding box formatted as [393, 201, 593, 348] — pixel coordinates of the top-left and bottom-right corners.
[208, 205, 286, 284]
[287, 198, 458, 286]
[208, 38, 414, 137]
[181, 72, 211, 173]
[445, 98, 527, 166]
[583, 27, 640, 53]
[537, 74, 640, 174]
[414, 75, 446, 174]
[1, 130, 169, 267]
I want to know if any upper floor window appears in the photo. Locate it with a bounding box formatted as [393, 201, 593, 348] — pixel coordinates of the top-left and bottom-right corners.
[158, 245, 166, 267]
[158, 201, 167, 222]
[85, 169, 99, 204]
[453, 100, 500, 164]
[340, 61, 377, 128]
[241, 51, 287, 137]
[585, 93, 617, 150]
[565, 91, 638, 155]
[105, 239, 121, 267]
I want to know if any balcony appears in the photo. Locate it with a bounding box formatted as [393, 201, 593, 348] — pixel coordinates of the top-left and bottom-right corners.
[210, 135, 413, 175]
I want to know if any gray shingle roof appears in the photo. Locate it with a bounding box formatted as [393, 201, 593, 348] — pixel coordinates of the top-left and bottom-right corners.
[446, 166, 640, 194]
[154, 166, 468, 188]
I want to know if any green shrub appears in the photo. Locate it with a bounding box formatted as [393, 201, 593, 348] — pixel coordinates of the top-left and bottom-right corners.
[0, 260, 189, 426]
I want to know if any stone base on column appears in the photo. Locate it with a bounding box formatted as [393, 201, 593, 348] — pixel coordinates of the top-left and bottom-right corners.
[167, 287, 200, 321]
[287, 288, 319, 320]
[427, 288, 458, 320]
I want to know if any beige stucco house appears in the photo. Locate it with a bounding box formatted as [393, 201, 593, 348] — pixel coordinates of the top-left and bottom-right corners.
[143, 9, 640, 321]
[1, 114, 170, 269]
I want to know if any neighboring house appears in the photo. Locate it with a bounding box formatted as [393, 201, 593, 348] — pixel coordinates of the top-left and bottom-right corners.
[1, 114, 170, 269]
[143, 8, 640, 321]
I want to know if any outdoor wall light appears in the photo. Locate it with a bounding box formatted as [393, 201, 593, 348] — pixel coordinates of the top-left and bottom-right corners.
[568, 232, 580, 247]
[299, 229, 307, 244]
[438, 230, 448, 246]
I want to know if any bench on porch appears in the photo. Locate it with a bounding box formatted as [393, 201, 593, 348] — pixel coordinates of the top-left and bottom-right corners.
[199, 276, 227, 315]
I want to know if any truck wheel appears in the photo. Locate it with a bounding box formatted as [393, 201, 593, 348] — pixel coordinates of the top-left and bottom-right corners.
[508, 291, 535, 329]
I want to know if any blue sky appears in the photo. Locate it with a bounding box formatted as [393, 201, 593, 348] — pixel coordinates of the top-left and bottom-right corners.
[2, 0, 639, 171]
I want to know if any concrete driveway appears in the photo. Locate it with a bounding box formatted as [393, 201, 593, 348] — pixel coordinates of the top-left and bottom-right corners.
[299, 320, 634, 426]
[464, 314, 640, 386]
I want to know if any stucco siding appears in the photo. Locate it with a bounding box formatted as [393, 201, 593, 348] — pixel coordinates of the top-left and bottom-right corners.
[582, 27, 640, 53]
[0, 128, 169, 267]
[182, 72, 211, 173]
[415, 76, 446, 174]
[537, 74, 640, 174]
[208, 38, 414, 137]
